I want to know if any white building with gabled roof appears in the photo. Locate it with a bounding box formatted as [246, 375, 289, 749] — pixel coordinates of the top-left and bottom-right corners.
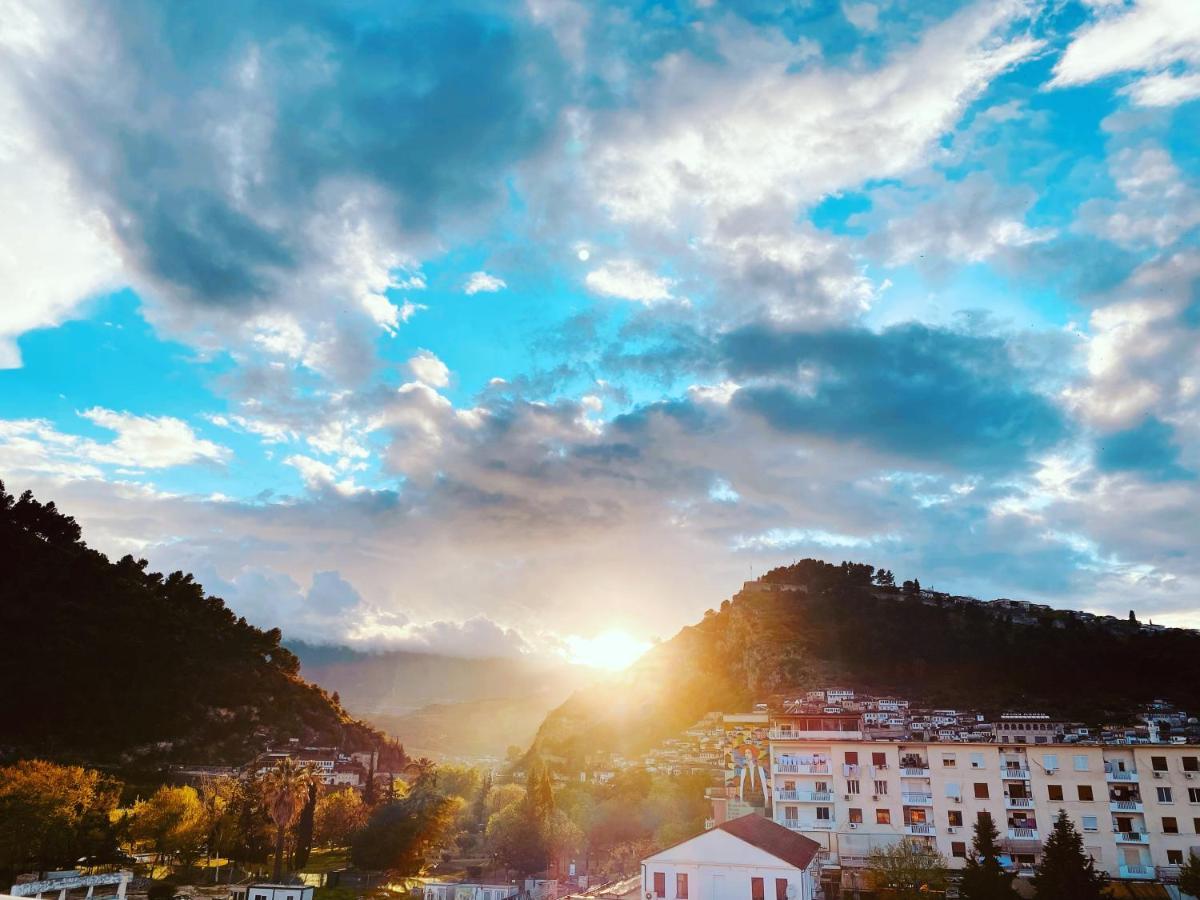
[641, 815, 821, 900]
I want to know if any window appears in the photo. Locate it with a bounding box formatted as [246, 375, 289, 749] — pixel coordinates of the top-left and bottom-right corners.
[847, 780, 860, 795]
[974, 783, 990, 799]
[1163, 817, 1179, 834]
[951, 841, 967, 858]
[1043, 754, 1059, 771]
[1185, 757, 1200, 772]
[1169, 850, 1184, 865]
[845, 751, 859, 765]
[1152, 756, 1169, 772]
[676, 875, 688, 900]
[1082, 816, 1098, 831]
[1073, 755, 1089, 772]
[751, 878, 764, 900]
[875, 780, 888, 796]
[1158, 787, 1174, 803]
[774, 879, 787, 900]
[1077, 785, 1094, 801]
[1048, 785, 1064, 801]
[873, 752, 888, 767]
[948, 810, 963, 827]
[1189, 788, 1200, 804]
[848, 807, 863, 824]
[942, 753, 957, 768]
[653, 873, 666, 899]
[784, 807, 798, 822]
[816, 807, 831, 821]
[876, 809, 891, 825]
[945, 782, 961, 800]
[970, 753, 984, 769]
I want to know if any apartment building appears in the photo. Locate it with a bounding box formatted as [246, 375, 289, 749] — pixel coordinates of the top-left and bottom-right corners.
[768, 729, 1200, 885]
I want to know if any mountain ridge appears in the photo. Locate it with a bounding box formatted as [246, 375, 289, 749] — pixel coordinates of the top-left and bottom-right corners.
[530, 559, 1200, 767]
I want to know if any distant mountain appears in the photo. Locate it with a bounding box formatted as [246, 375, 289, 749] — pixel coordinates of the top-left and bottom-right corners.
[532, 559, 1200, 767]
[289, 642, 592, 760]
[0, 482, 380, 767]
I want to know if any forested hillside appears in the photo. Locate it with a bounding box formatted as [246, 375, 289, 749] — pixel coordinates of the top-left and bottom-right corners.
[0, 482, 380, 766]
[533, 559, 1200, 767]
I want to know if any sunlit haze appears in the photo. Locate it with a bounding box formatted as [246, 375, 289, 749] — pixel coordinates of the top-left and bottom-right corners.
[565, 631, 653, 671]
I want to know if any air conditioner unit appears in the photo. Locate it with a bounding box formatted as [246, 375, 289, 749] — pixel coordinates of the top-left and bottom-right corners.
[947, 827, 958, 834]
[1186, 773, 1194, 779]
[1046, 768, 1057, 775]
[844, 794, 852, 800]
[1154, 772, 1164, 778]
[872, 795, 880, 801]
[848, 823, 859, 830]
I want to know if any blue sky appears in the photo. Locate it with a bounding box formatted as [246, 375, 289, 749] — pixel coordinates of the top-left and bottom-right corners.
[1, 0, 1199, 658]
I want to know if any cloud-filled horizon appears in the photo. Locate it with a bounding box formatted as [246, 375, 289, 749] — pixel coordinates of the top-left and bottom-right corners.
[1, 0, 1199, 660]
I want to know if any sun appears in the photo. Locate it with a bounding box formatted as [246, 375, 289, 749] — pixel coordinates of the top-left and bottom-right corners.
[565, 629, 651, 671]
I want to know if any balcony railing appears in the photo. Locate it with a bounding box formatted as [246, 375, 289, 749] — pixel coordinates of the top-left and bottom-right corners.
[905, 823, 935, 836]
[1007, 827, 1039, 840]
[1106, 769, 1138, 782]
[1118, 864, 1153, 879]
[774, 762, 831, 775]
[1114, 830, 1150, 843]
[902, 792, 933, 805]
[1005, 797, 1034, 809]
[782, 819, 835, 831]
[776, 790, 832, 802]
[900, 766, 931, 778]
[770, 729, 863, 740]
[1109, 800, 1144, 812]
[1001, 767, 1031, 780]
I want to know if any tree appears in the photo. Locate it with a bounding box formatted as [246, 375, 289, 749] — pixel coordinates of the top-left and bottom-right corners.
[1031, 810, 1106, 900]
[874, 569, 895, 587]
[958, 812, 1016, 900]
[131, 786, 209, 867]
[350, 767, 456, 874]
[262, 759, 315, 881]
[867, 838, 948, 899]
[0, 760, 122, 883]
[292, 781, 318, 870]
[315, 789, 368, 848]
[1178, 851, 1200, 897]
[485, 799, 551, 877]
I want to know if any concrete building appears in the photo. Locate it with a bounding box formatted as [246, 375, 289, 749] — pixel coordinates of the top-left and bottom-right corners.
[423, 883, 519, 900]
[642, 815, 821, 900]
[767, 732, 1200, 887]
[239, 885, 314, 900]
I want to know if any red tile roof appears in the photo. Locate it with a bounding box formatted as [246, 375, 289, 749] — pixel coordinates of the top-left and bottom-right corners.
[717, 815, 821, 870]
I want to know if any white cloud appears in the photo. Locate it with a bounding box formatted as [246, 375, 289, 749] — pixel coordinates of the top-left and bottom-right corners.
[464, 271, 507, 295]
[1077, 144, 1200, 250]
[1050, 0, 1200, 107]
[79, 408, 231, 467]
[284, 454, 364, 496]
[585, 259, 676, 304]
[406, 349, 451, 388]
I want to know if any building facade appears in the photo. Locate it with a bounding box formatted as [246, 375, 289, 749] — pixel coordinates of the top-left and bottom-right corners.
[643, 816, 820, 900]
[768, 733, 1200, 885]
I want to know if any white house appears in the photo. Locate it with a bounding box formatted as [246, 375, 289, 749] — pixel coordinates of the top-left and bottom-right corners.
[641, 815, 821, 900]
[240, 885, 314, 900]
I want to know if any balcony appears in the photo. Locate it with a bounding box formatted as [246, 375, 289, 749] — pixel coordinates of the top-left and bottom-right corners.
[1109, 800, 1144, 813]
[1001, 767, 1031, 780]
[1118, 864, 1154, 880]
[900, 766, 931, 778]
[782, 819, 836, 831]
[774, 762, 831, 775]
[1114, 830, 1150, 844]
[1106, 769, 1139, 783]
[1005, 797, 1034, 809]
[902, 792, 933, 805]
[905, 823, 936, 836]
[770, 729, 863, 740]
[776, 790, 833, 802]
[1007, 827, 1040, 841]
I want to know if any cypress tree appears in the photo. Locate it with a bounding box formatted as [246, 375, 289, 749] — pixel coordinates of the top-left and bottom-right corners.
[958, 812, 1016, 900]
[1031, 810, 1106, 900]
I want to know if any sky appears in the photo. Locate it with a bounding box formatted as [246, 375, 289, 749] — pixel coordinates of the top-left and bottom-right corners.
[1, 0, 1199, 661]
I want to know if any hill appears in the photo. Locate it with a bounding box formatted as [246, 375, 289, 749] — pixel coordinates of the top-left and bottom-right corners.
[289, 642, 592, 761]
[0, 482, 380, 767]
[532, 559, 1200, 767]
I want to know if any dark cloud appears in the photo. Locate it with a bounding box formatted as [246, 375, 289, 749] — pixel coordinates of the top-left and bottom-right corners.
[17, 0, 566, 309]
[722, 322, 1067, 471]
[1095, 417, 1194, 482]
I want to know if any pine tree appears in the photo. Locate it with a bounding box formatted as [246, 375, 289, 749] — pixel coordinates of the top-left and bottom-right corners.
[958, 812, 1016, 900]
[1179, 851, 1200, 897]
[1031, 810, 1106, 900]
